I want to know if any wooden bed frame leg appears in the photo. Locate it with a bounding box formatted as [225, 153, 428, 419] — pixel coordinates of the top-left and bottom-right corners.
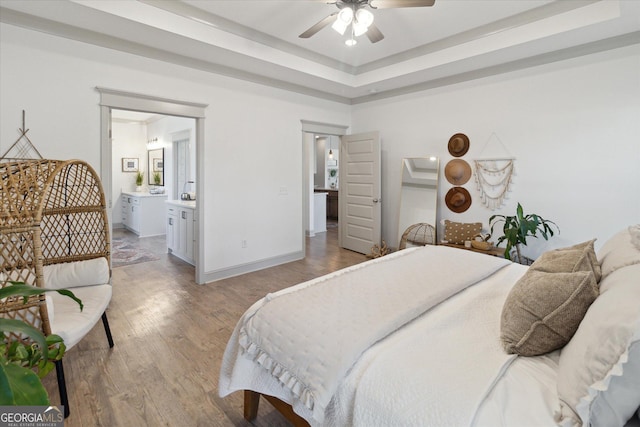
[244, 390, 260, 421]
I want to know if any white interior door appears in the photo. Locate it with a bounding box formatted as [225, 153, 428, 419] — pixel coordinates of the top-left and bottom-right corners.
[339, 131, 381, 254]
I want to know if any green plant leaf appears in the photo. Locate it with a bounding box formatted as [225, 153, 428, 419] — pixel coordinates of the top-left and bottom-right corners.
[0, 282, 80, 405]
[14, 345, 29, 361]
[55, 289, 83, 311]
[0, 319, 47, 353]
[0, 362, 50, 405]
[36, 361, 55, 379]
[0, 283, 43, 303]
[1, 283, 83, 311]
[487, 202, 559, 262]
[45, 334, 64, 345]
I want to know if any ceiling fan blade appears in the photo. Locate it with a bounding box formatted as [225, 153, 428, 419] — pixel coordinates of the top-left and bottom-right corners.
[366, 23, 385, 43]
[369, 0, 435, 8]
[299, 13, 338, 38]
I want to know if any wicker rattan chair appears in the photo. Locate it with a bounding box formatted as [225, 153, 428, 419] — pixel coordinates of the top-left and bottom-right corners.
[0, 159, 114, 417]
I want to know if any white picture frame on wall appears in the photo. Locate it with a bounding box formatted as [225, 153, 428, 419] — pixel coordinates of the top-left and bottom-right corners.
[122, 158, 139, 172]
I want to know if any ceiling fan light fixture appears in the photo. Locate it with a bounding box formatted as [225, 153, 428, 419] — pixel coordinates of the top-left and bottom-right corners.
[345, 38, 357, 46]
[355, 9, 374, 28]
[352, 8, 373, 37]
[332, 7, 353, 35]
[352, 21, 368, 37]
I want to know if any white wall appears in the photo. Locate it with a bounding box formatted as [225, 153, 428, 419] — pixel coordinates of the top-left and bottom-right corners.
[111, 121, 147, 226]
[2, 22, 637, 272]
[351, 44, 640, 257]
[0, 23, 351, 281]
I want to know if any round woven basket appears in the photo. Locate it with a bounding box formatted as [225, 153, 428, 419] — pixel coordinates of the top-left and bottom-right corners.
[471, 240, 493, 250]
[399, 223, 436, 250]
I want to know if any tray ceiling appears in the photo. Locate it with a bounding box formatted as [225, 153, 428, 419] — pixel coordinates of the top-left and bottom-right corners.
[1, 0, 639, 104]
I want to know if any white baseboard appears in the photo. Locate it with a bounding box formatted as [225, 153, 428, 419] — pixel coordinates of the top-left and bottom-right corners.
[201, 250, 304, 284]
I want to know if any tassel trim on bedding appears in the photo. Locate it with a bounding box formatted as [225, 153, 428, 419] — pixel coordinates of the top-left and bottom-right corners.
[238, 328, 317, 412]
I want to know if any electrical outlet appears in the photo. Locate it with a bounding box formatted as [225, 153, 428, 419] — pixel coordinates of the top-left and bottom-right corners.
[241, 240, 247, 248]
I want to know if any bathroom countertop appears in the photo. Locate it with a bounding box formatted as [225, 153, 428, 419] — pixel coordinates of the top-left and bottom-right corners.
[166, 199, 196, 209]
[122, 191, 167, 198]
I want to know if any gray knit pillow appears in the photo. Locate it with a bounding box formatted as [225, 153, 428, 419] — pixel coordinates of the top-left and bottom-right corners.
[500, 269, 598, 356]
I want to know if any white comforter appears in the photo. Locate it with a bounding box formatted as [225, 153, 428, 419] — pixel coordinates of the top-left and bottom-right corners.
[329, 262, 527, 426]
[220, 245, 524, 426]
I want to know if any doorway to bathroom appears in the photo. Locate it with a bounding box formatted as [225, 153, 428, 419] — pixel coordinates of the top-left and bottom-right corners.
[97, 87, 207, 283]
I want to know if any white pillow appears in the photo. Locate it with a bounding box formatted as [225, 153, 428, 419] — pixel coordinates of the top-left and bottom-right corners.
[42, 257, 110, 289]
[556, 264, 640, 427]
[630, 224, 640, 250]
[597, 225, 640, 280]
[45, 294, 54, 323]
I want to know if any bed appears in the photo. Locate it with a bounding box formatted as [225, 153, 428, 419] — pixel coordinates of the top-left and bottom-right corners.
[219, 225, 640, 427]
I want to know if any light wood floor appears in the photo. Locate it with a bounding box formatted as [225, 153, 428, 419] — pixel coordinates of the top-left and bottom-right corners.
[41, 224, 366, 426]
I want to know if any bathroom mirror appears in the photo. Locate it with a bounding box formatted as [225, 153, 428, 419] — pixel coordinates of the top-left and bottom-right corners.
[148, 148, 164, 186]
[397, 157, 439, 247]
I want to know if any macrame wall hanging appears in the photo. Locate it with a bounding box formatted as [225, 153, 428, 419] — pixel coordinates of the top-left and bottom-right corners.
[0, 110, 44, 162]
[474, 133, 515, 211]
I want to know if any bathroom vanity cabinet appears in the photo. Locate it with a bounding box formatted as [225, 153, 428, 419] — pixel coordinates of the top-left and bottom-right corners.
[166, 200, 196, 265]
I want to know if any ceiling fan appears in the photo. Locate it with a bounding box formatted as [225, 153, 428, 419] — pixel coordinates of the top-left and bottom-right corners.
[299, 0, 436, 46]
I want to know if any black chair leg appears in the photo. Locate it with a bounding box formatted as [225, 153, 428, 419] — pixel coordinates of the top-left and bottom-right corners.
[51, 313, 113, 420]
[55, 360, 70, 419]
[102, 312, 114, 348]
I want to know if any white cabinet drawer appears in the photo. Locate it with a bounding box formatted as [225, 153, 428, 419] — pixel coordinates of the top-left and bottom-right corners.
[166, 202, 195, 266]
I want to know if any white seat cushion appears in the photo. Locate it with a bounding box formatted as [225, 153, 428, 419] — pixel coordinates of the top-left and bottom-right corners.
[50, 284, 112, 349]
[43, 258, 110, 290]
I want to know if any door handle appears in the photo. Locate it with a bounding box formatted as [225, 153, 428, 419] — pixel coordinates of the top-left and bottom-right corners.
[373, 198, 381, 203]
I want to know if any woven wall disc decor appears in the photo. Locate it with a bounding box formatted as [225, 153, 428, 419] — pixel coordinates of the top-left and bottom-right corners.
[448, 133, 470, 157]
[444, 159, 472, 185]
[445, 187, 472, 213]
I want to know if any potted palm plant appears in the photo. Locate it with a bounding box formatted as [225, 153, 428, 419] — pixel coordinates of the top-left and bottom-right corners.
[0, 282, 81, 405]
[489, 203, 559, 263]
[135, 170, 144, 191]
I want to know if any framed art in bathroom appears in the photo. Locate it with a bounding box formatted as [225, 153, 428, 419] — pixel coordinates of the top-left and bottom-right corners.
[122, 158, 139, 172]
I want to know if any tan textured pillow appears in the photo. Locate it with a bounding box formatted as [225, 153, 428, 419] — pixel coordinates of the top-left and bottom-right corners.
[443, 220, 482, 245]
[531, 239, 601, 283]
[598, 226, 640, 280]
[501, 270, 598, 356]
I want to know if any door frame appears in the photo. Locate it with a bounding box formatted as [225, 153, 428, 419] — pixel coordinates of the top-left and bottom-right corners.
[300, 120, 349, 258]
[97, 87, 208, 284]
